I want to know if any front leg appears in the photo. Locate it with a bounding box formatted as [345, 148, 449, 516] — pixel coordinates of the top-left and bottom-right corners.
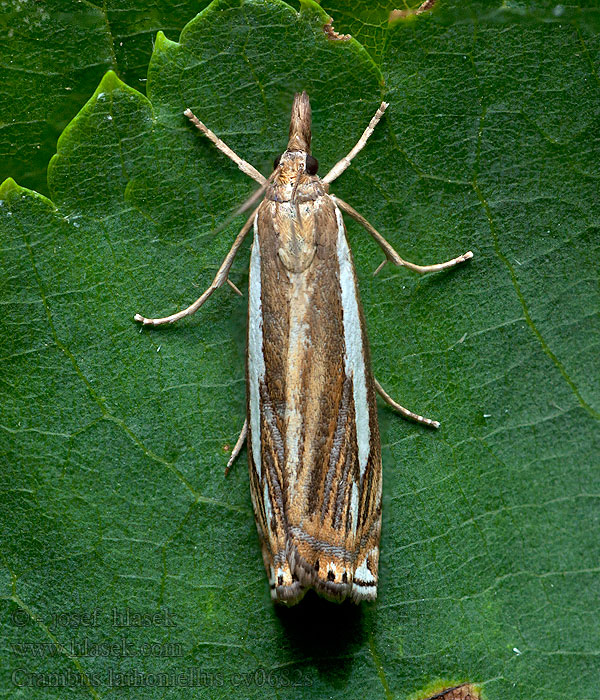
[333, 197, 473, 275]
[134, 208, 257, 326]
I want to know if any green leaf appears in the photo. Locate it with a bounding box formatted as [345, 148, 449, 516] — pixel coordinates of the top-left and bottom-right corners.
[0, 0, 115, 197]
[1, 1, 599, 699]
[0, 0, 213, 196]
[300, 0, 410, 66]
[103, 0, 213, 87]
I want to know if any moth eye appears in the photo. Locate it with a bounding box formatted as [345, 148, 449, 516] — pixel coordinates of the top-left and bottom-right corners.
[273, 154, 282, 169]
[305, 154, 319, 175]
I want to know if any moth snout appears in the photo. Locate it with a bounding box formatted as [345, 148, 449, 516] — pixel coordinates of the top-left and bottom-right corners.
[287, 90, 312, 152]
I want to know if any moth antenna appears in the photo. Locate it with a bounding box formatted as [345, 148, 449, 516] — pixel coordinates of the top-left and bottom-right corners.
[184, 108, 266, 185]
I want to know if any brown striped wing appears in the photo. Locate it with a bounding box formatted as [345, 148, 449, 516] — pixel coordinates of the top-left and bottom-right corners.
[246, 194, 382, 604]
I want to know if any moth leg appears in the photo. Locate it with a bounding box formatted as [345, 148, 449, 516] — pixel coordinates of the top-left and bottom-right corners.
[227, 279, 243, 296]
[322, 102, 389, 184]
[375, 379, 440, 429]
[225, 418, 248, 476]
[134, 207, 257, 326]
[184, 109, 266, 186]
[334, 197, 473, 274]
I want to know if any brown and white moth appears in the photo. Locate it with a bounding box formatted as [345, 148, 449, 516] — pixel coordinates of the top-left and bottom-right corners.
[135, 93, 472, 605]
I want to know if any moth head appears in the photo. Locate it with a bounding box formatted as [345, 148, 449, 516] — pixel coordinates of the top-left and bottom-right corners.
[270, 92, 319, 184]
[272, 152, 318, 176]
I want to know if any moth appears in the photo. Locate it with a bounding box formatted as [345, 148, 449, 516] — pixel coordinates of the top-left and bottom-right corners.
[135, 93, 472, 604]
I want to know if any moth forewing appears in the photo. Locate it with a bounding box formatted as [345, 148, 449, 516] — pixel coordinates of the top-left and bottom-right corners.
[134, 91, 473, 606]
[247, 160, 382, 603]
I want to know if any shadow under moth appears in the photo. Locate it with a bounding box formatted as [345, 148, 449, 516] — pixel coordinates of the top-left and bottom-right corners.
[135, 92, 472, 604]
